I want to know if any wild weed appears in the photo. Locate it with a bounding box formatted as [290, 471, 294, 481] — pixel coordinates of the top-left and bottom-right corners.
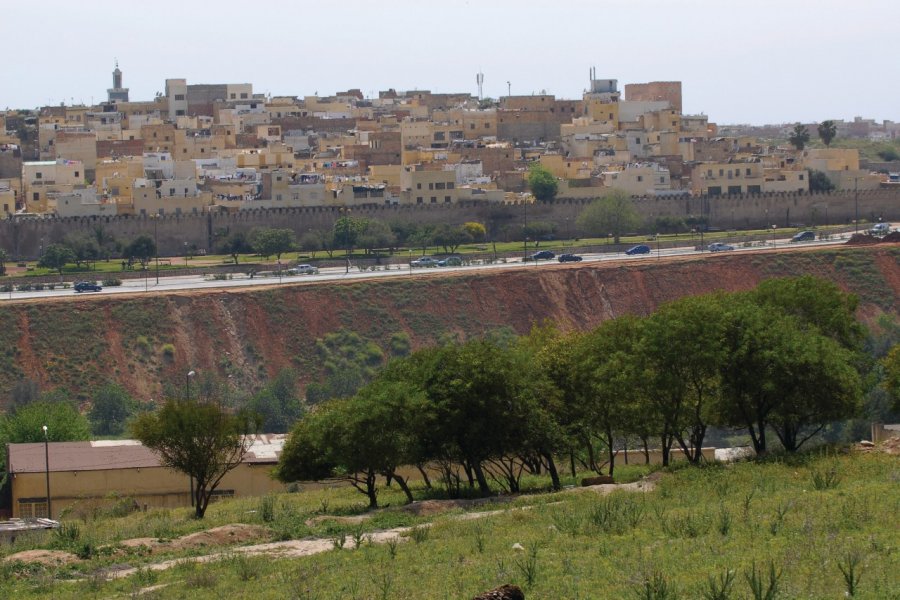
[745, 560, 782, 600]
[633, 571, 678, 600]
[811, 465, 841, 490]
[837, 552, 863, 597]
[514, 543, 540, 589]
[701, 569, 735, 600]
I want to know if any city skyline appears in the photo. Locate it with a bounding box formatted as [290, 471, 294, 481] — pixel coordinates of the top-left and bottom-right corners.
[3, 0, 898, 125]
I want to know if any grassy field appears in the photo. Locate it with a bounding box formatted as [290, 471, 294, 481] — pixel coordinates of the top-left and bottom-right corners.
[1, 450, 897, 599]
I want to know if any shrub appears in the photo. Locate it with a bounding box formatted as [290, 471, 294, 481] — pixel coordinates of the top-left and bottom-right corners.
[0, 284, 12, 293]
[102, 278, 122, 287]
[161, 343, 176, 360]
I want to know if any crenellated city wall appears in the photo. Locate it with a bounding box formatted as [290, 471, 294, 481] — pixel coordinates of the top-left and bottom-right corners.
[1, 189, 897, 258]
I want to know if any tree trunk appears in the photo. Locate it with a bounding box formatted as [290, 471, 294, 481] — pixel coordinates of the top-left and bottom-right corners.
[365, 469, 378, 509]
[544, 453, 561, 491]
[390, 472, 414, 504]
[606, 428, 616, 478]
[472, 462, 491, 496]
[463, 461, 475, 488]
[569, 452, 576, 479]
[641, 437, 650, 465]
[416, 464, 432, 489]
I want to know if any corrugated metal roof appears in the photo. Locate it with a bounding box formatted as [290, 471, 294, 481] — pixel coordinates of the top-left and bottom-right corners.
[7, 435, 286, 474]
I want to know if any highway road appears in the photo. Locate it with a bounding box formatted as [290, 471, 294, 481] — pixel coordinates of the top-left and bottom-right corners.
[0, 230, 873, 302]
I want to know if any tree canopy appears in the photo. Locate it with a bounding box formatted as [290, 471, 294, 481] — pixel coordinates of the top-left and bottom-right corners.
[789, 124, 811, 151]
[131, 399, 259, 518]
[38, 244, 75, 275]
[277, 276, 866, 507]
[818, 120, 837, 146]
[527, 163, 558, 202]
[576, 190, 641, 243]
[123, 235, 156, 268]
[250, 228, 295, 260]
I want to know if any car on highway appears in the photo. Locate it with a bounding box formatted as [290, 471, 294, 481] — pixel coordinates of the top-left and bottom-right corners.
[531, 250, 556, 261]
[625, 244, 651, 256]
[438, 256, 463, 267]
[74, 281, 102, 293]
[870, 223, 890, 236]
[707, 243, 735, 252]
[410, 256, 440, 267]
[289, 264, 319, 275]
[790, 230, 816, 243]
[558, 253, 583, 262]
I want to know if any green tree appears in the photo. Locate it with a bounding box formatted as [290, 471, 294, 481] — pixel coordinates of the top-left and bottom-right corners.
[528, 163, 558, 202]
[789, 124, 810, 151]
[643, 294, 728, 464]
[430, 224, 471, 253]
[91, 225, 120, 261]
[818, 120, 837, 146]
[130, 399, 259, 518]
[38, 243, 75, 275]
[575, 190, 641, 244]
[250, 228, 295, 260]
[88, 384, 138, 437]
[279, 379, 429, 507]
[217, 231, 253, 264]
[882, 344, 900, 412]
[332, 216, 366, 256]
[123, 235, 156, 268]
[0, 248, 7, 275]
[1, 400, 91, 444]
[523, 220, 556, 246]
[356, 219, 396, 256]
[876, 147, 900, 162]
[63, 233, 100, 270]
[248, 369, 303, 434]
[463, 222, 487, 242]
[299, 230, 324, 259]
[808, 170, 835, 193]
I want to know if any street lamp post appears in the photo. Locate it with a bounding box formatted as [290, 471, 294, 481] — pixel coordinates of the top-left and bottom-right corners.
[656, 233, 661, 261]
[153, 214, 160, 285]
[523, 198, 528, 263]
[185, 370, 195, 400]
[42, 425, 51, 519]
[772, 224, 777, 249]
[854, 177, 859, 234]
[185, 370, 196, 507]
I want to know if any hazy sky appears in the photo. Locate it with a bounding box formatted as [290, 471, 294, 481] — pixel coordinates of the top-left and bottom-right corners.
[3, 0, 897, 125]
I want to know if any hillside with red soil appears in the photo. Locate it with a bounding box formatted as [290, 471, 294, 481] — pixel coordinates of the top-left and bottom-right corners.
[1, 245, 897, 404]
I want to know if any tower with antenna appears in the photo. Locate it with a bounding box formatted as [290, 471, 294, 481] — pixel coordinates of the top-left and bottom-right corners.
[107, 59, 129, 103]
[476, 71, 484, 100]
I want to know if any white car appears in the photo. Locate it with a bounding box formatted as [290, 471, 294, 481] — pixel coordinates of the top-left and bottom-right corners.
[288, 264, 319, 275]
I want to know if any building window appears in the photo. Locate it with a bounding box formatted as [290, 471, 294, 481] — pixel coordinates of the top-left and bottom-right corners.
[209, 489, 234, 503]
[444, 196, 451, 203]
[174, 94, 185, 101]
[18, 498, 48, 519]
[428, 183, 434, 190]
[470, 123, 475, 130]
[416, 196, 423, 204]
[74, 172, 79, 178]
[431, 196, 437, 203]
[240, 93, 248, 99]
[719, 169, 724, 176]
[746, 168, 751, 176]
[35, 172, 42, 179]
[435, 182, 445, 190]
[799, 174, 805, 180]
[447, 182, 455, 189]
[728, 185, 742, 195]
[637, 176, 643, 182]
[416, 183, 421, 189]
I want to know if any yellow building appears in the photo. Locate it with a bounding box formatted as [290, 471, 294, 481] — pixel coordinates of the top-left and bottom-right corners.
[22, 159, 85, 213]
[691, 161, 764, 196]
[7, 438, 287, 519]
[400, 164, 458, 204]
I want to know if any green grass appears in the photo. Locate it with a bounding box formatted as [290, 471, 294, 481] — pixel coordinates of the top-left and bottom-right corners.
[1, 451, 897, 599]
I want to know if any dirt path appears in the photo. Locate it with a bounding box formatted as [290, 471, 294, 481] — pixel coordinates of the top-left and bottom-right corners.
[101, 477, 657, 581]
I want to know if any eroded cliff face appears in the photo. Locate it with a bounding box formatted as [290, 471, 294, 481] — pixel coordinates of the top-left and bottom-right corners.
[2, 246, 898, 404]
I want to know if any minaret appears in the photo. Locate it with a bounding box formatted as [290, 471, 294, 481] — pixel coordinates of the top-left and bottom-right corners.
[107, 60, 129, 103]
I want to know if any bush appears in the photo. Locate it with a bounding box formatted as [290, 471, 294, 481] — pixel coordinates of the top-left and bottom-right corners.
[161, 343, 176, 360]
[102, 278, 122, 287]
[0, 284, 12, 293]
